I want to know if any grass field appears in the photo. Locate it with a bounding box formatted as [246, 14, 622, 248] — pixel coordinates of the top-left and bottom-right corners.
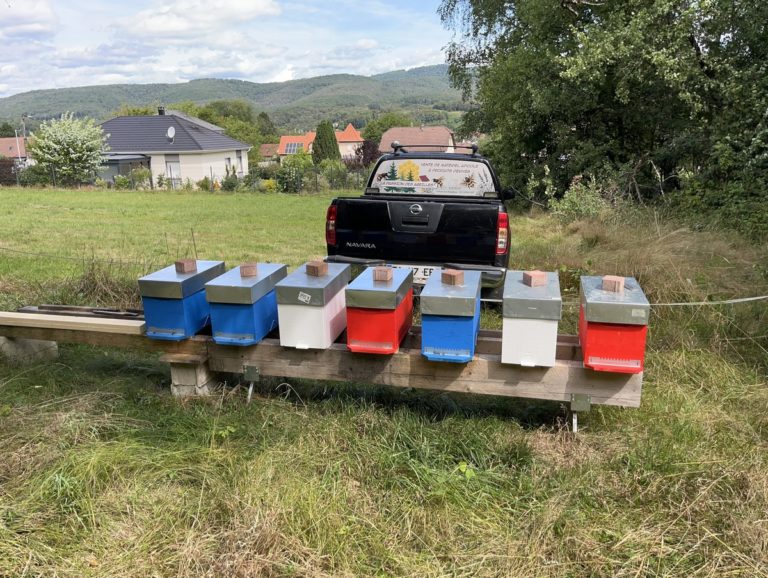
[1, 187, 767, 576]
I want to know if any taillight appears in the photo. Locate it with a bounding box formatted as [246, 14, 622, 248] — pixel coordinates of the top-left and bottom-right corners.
[496, 210, 509, 255]
[326, 205, 337, 246]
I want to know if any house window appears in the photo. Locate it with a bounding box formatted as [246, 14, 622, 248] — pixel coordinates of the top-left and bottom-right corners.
[284, 142, 303, 154]
[236, 150, 243, 174]
[225, 157, 232, 168]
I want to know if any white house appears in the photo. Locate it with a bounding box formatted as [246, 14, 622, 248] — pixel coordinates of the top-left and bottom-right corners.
[100, 108, 251, 188]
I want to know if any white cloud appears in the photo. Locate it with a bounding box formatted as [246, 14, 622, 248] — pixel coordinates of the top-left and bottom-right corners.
[124, 0, 281, 39]
[0, 0, 451, 98]
[0, 0, 57, 40]
[270, 65, 295, 83]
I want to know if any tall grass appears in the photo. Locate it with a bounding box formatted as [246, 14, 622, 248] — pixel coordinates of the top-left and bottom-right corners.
[0, 189, 767, 575]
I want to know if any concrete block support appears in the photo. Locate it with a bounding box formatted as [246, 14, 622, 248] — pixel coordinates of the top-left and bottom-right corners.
[161, 354, 216, 398]
[0, 336, 59, 364]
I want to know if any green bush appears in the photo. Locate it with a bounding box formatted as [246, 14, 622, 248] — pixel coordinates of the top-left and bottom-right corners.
[221, 165, 239, 191]
[670, 177, 768, 242]
[113, 175, 131, 190]
[129, 167, 151, 189]
[197, 176, 212, 191]
[259, 178, 277, 193]
[320, 159, 347, 189]
[277, 152, 313, 193]
[19, 164, 52, 186]
[548, 176, 613, 223]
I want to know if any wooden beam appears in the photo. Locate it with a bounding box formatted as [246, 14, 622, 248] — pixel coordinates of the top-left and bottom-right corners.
[0, 312, 145, 334]
[0, 324, 207, 356]
[0, 313, 641, 408]
[207, 338, 642, 408]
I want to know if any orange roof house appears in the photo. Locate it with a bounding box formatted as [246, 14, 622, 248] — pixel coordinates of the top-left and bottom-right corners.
[0, 136, 26, 160]
[278, 124, 363, 159]
[378, 126, 455, 154]
[259, 143, 279, 158]
[277, 132, 315, 156]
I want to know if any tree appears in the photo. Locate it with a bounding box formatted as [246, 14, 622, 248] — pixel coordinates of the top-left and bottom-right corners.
[355, 139, 381, 167]
[201, 100, 255, 124]
[256, 112, 278, 141]
[27, 112, 109, 185]
[361, 111, 414, 146]
[312, 120, 340, 164]
[0, 122, 15, 137]
[439, 0, 768, 235]
[113, 103, 158, 117]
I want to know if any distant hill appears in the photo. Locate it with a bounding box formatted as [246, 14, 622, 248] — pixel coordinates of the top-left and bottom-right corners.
[0, 65, 465, 131]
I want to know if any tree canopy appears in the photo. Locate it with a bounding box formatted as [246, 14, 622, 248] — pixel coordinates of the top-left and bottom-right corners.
[27, 112, 109, 185]
[0, 122, 16, 137]
[440, 0, 768, 237]
[312, 120, 341, 164]
[361, 111, 414, 146]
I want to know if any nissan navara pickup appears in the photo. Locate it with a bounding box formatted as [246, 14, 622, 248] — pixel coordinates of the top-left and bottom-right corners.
[325, 144, 511, 300]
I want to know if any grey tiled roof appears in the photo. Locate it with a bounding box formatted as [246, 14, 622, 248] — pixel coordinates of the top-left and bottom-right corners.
[101, 115, 250, 153]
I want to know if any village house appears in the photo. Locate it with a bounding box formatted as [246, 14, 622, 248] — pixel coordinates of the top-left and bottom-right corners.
[277, 123, 363, 160]
[100, 107, 251, 188]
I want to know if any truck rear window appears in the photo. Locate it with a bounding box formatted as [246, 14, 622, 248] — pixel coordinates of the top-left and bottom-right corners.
[368, 158, 495, 197]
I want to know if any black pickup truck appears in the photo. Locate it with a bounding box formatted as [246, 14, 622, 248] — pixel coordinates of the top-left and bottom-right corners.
[325, 145, 511, 300]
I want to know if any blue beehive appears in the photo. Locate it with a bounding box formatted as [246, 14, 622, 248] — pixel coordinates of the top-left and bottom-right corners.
[138, 260, 225, 341]
[420, 269, 482, 363]
[205, 263, 288, 346]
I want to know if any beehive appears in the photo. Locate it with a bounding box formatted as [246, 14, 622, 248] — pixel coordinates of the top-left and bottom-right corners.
[275, 262, 351, 349]
[138, 260, 225, 341]
[420, 269, 482, 363]
[204, 263, 288, 346]
[579, 275, 650, 374]
[501, 271, 562, 367]
[345, 266, 413, 354]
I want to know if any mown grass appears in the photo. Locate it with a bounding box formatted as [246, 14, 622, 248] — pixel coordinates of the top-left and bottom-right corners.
[0, 187, 767, 576]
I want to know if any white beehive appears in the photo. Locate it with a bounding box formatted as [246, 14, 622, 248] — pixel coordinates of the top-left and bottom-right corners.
[501, 271, 562, 367]
[275, 262, 351, 349]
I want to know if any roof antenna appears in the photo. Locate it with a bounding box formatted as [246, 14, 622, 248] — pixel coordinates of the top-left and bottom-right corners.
[166, 126, 175, 143]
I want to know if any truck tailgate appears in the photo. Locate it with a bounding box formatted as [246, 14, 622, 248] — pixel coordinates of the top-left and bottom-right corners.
[333, 196, 500, 264]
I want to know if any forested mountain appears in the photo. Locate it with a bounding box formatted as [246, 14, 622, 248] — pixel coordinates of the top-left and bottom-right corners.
[0, 65, 465, 131]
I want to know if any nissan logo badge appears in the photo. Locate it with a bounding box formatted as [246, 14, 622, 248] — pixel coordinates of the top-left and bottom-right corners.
[409, 203, 423, 215]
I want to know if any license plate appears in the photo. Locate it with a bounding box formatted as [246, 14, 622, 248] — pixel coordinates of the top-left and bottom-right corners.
[389, 264, 436, 284]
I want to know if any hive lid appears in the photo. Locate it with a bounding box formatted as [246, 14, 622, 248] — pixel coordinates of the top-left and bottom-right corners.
[138, 260, 225, 299]
[345, 266, 413, 310]
[420, 270, 482, 317]
[503, 271, 562, 320]
[275, 262, 351, 307]
[205, 263, 288, 304]
[580, 275, 649, 325]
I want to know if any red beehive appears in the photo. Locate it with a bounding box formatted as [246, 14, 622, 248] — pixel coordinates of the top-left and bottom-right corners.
[345, 267, 413, 354]
[579, 276, 650, 374]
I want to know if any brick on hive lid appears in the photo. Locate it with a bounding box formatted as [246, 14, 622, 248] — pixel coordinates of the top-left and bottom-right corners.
[175, 259, 197, 274]
[306, 260, 328, 277]
[602, 275, 626, 293]
[373, 266, 393, 282]
[441, 269, 464, 286]
[240, 262, 258, 278]
[523, 270, 547, 287]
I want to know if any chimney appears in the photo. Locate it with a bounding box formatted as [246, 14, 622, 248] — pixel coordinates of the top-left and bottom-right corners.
[158, 106, 165, 116]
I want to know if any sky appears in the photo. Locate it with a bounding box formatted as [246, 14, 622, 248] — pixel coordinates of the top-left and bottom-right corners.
[0, 0, 453, 98]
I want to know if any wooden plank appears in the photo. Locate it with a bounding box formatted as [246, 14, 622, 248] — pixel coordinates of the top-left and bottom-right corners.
[0, 312, 145, 334]
[0, 325, 207, 356]
[0, 312, 640, 408]
[207, 339, 642, 408]
[401, 331, 581, 359]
